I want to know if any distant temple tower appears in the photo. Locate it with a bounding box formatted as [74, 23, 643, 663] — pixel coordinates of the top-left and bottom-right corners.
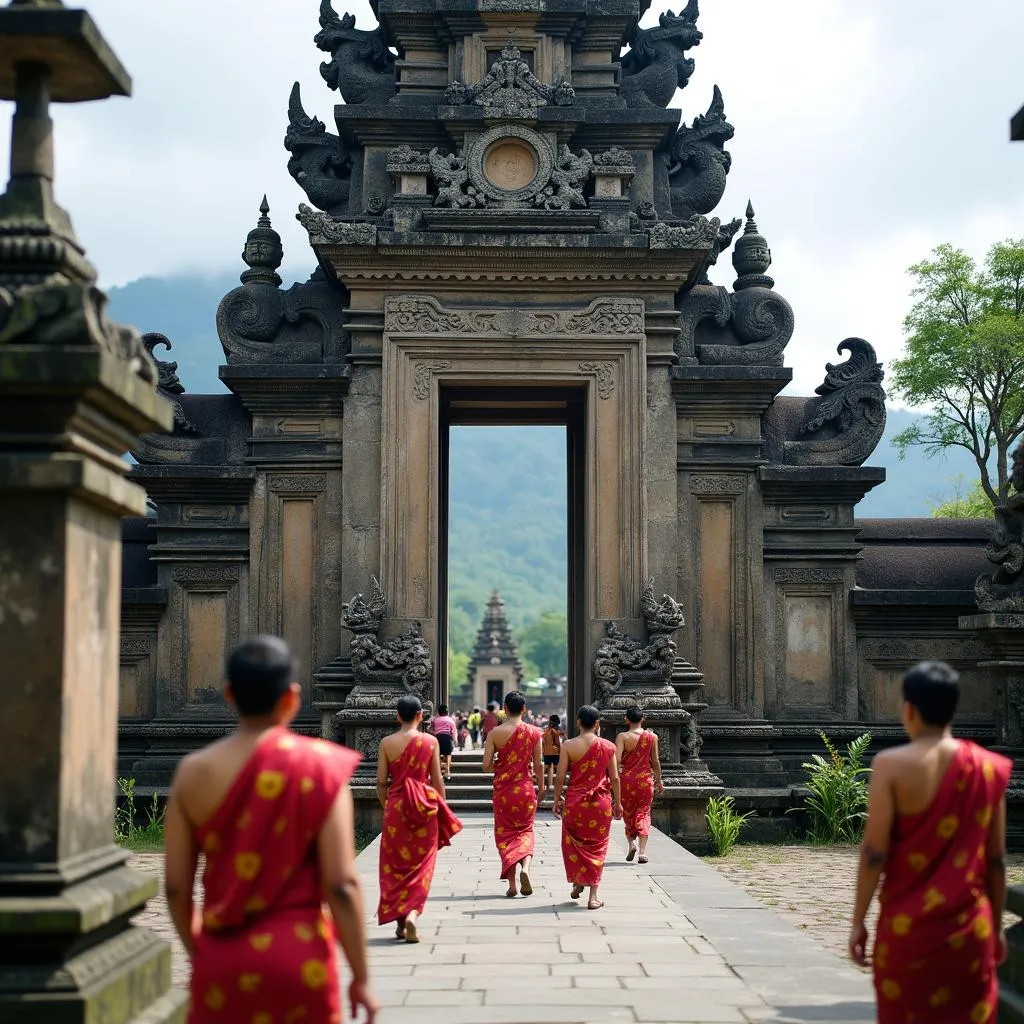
[466, 590, 523, 708]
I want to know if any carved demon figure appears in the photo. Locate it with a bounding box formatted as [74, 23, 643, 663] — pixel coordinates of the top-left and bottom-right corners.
[668, 85, 734, 218]
[620, 1, 702, 108]
[285, 82, 351, 216]
[977, 443, 1024, 612]
[314, 0, 396, 105]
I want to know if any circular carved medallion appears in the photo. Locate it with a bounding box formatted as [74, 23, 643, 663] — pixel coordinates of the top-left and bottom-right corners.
[483, 140, 538, 191]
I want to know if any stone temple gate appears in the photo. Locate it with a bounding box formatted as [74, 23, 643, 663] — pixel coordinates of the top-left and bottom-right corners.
[121, 0, 1015, 842]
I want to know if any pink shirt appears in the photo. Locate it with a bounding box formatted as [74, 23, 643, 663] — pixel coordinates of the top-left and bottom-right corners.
[432, 715, 456, 738]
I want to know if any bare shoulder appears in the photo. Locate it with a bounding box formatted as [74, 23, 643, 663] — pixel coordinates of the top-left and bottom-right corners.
[869, 745, 909, 777]
[173, 736, 226, 786]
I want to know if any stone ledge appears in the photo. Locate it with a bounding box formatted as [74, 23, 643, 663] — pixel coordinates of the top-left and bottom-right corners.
[0, 452, 147, 516]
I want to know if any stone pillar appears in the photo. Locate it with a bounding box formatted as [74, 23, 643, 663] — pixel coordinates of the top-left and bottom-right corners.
[0, 3, 184, 1020]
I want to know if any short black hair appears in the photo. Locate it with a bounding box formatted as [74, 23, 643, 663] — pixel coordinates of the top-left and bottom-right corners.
[437, 704, 449, 715]
[549, 714, 560, 726]
[903, 661, 960, 726]
[577, 704, 601, 729]
[625, 706, 644, 724]
[226, 636, 296, 716]
[396, 695, 422, 723]
[504, 690, 526, 715]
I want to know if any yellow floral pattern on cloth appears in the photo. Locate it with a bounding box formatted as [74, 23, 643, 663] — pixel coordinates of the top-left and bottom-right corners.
[255, 770, 286, 800]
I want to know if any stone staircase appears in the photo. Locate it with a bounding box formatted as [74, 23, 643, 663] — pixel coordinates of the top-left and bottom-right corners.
[442, 747, 557, 814]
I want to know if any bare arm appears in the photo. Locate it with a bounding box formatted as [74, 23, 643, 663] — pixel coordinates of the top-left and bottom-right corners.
[533, 738, 545, 799]
[987, 795, 1008, 960]
[375, 743, 389, 810]
[614, 731, 626, 769]
[651, 734, 664, 793]
[849, 756, 894, 965]
[481, 732, 497, 774]
[163, 763, 200, 957]
[318, 786, 378, 1023]
[430, 742, 446, 799]
[552, 747, 570, 815]
[608, 753, 622, 817]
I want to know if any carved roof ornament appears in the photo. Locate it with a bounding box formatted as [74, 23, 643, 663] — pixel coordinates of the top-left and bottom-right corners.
[620, 0, 702, 108]
[444, 38, 575, 117]
[669, 85, 734, 220]
[314, 0, 395, 105]
[141, 333, 201, 436]
[648, 214, 720, 250]
[296, 204, 377, 246]
[284, 82, 351, 216]
[732, 201, 772, 283]
[241, 196, 283, 287]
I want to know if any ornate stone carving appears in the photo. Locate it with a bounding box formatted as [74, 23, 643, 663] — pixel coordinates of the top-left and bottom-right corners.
[860, 637, 986, 663]
[385, 296, 645, 338]
[120, 635, 153, 659]
[783, 339, 887, 466]
[171, 566, 239, 584]
[593, 623, 677, 706]
[641, 578, 686, 633]
[775, 568, 844, 584]
[620, 1, 702, 108]
[648, 215, 720, 250]
[267, 474, 327, 492]
[689, 475, 745, 494]
[536, 145, 593, 211]
[668, 85, 733, 219]
[314, 0, 396, 105]
[413, 360, 451, 399]
[284, 82, 351, 216]
[977, 444, 1024, 612]
[341, 576, 386, 635]
[578, 361, 615, 399]
[444, 39, 574, 117]
[387, 145, 430, 176]
[296, 204, 377, 246]
[428, 149, 485, 209]
[140, 333, 199, 436]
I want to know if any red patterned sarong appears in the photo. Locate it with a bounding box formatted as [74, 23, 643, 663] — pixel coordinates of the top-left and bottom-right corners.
[620, 730, 655, 840]
[378, 734, 463, 925]
[190, 728, 360, 1024]
[492, 723, 542, 879]
[873, 740, 1011, 1024]
[562, 737, 616, 886]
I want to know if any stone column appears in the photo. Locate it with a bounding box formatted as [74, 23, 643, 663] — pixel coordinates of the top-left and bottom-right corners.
[0, 3, 183, 1020]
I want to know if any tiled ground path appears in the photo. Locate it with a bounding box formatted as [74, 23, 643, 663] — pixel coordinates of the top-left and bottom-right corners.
[133, 816, 875, 1023]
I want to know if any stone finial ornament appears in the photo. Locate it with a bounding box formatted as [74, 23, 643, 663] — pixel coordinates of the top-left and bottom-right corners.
[668, 85, 734, 219]
[284, 82, 351, 216]
[732, 201, 772, 282]
[314, 0, 395, 104]
[620, 0, 702, 107]
[241, 196, 283, 287]
[976, 445, 1024, 612]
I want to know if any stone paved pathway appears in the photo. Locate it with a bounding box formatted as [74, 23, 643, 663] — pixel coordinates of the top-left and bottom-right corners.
[132, 816, 877, 1022]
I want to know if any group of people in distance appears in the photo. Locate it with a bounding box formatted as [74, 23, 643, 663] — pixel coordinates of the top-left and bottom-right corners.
[163, 638, 1011, 1024]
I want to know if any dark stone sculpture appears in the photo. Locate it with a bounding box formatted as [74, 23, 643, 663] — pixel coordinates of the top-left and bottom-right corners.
[285, 82, 350, 216]
[668, 85, 734, 219]
[141, 333, 199, 435]
[216, 199, 349, 363]
[676, 202, 795, 365]
[342, 576, 386, 635]
[620, 1, 702, 108]
[428, 149, 485, 209]
[536, 145, 593, 211]
[782, 339, 887, 466]
[314, 0, 395, 105]
[976, 445, 1024, 612]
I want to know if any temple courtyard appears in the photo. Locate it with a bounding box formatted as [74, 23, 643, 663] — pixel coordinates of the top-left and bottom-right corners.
[133, 819, 882, 1023]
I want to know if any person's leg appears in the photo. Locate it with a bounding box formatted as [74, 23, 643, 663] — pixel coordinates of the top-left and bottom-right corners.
[519, 854, 533, 896]
[404, 909, 420, 943]
[587, 884, 603, 910]
[638, 833, 649, 861]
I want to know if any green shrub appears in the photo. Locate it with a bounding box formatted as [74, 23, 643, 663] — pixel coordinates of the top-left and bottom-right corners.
[799, 732, 872, 844]
[706, 794, 754, 856]
[115, 777, 166, 851]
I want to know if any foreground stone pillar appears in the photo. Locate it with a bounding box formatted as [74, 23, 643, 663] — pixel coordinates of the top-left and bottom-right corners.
[0, 2, 184, 1020]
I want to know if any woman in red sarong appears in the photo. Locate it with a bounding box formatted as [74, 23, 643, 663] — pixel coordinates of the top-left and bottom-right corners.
[164, 635, 378, 1024]
[553, 704, 622, 910]
[616, 706, 664, 863]
[849, 661, 1011, 1024]
[376, 695, 463, 943]
[483, 691, 544, 897]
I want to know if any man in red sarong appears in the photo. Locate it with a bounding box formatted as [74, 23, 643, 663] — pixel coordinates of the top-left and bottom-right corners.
[849, 661, 1011, 1024]
[615, 706, 664, 863]
[376, 695, 462, 943]
[483, 690, 544, 897]
[164, 635, 379, 1024]
[553, 704, 622, 910]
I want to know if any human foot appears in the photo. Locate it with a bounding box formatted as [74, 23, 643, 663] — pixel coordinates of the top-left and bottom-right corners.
[395, 918, 406, 940]
[626, 842, 637, 862]
[587, 899, 604, 911]
[404, 918, 419, 943]
[519, 870, 533, 896]
[638, 855, 649, 864]
[571, 884, 584, 900]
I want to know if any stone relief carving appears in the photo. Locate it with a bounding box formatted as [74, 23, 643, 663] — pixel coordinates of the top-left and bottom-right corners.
[120, 635, 154, 659]
[284, 82, 351, 216]
[314, 0, 396, 105]
[676, 203, 795, 365]
[620, 1, 702, 108]
[578, 361, 616, 399]
[976, 444, 1024, 612]
[859, 637, 986, 662]
[648, 215, 720, 250]
[413, 360, 451, 400]
[171, 566, 240, 584]
[444, 39, 574, 117]
[783, 339, 887, 466]
[385, 296, 645, 338]
[267, 474, 328, 493]
[689, 475, 745, 494]
[668, 84, 733, 219]
[342, 576, 386, 635]
[775, 568, 844, 584]
[140, 333, 199, 435]
[296, 204, 377, 247]
[536, 146, 593, 211]
[428, 149, 485, 209]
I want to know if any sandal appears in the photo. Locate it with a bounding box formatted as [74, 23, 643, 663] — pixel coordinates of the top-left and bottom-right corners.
[571, 884, 584, 900]
[626, 845, 637, 862]
[395, 919, 406, 940]
[519, 871, 533, 897]
[638, 855, 649, 864]
[505, 885, 517, 898]
[404, 919, 419, 944]
[587, 899, 604, 911]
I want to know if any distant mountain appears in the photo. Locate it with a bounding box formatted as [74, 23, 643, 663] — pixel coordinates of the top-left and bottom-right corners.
[107, 273, 986, 647]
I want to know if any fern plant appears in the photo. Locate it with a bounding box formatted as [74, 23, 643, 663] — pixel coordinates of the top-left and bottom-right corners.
[799, 732, 872, 844]
[706, 794, 754, 856]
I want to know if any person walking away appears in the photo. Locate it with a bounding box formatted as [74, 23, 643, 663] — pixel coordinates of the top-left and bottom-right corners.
[481, 704, 499, 744]
[468, 707, 482, 749]
[552, 705, 621, 911]
[616, 706, 664, 863]
[482, 691, 545, 897]
[457, 713, 470, 751]
[431, 703, 457, 781]
[377, 695, 463, 943]
[164, 635, 379, 1024]
[848, 661, 1011, 1024]
[542, 714, 563, 792]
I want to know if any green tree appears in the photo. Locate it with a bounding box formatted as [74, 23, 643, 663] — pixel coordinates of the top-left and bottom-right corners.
[517, 611, 568, 678]
[930, 476, 994, 518]
[891, 240, 1024, 505]
[447, 647, 470, 693]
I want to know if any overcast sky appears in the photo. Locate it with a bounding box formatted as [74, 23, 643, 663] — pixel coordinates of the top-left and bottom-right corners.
[2, 0, 1022, 396]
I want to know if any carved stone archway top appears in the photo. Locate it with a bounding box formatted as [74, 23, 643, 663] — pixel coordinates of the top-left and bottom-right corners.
[384, 295, 645, 339]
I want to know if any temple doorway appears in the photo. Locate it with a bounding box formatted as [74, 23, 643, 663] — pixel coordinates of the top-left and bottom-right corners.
[438, 387, 584, 719]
